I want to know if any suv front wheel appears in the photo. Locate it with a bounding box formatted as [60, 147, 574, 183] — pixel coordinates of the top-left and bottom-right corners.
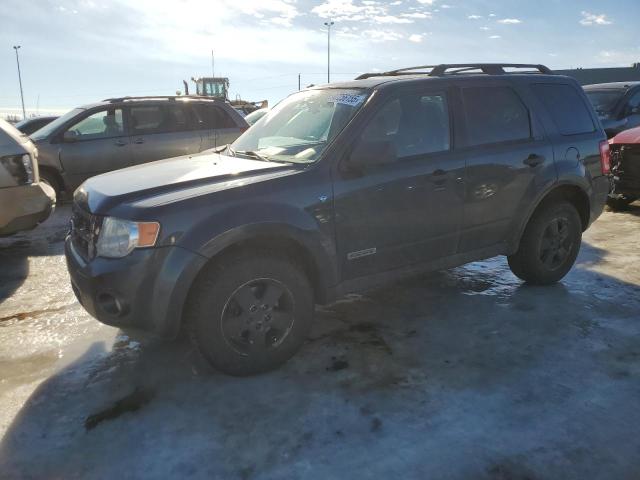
[186, 251, 314, 376]
[508, 201, 582, 285]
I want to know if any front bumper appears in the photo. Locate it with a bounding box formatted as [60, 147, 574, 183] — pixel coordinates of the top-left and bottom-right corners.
[65, 237, 207, 337]
[0, 182, 55, 236]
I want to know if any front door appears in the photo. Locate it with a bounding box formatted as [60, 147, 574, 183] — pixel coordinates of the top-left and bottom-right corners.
[58, 107, 131, 191]
[333, 89, 465, 280]
[128, 102, 203, 165]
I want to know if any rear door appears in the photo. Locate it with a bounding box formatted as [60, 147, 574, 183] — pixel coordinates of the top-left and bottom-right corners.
[57, 106, 132, 190]
[193, 103, 245, 150]
[129, 102, 202, 165]
[454, 80, 555, 252]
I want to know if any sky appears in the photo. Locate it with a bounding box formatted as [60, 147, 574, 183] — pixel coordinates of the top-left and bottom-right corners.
[1, 0, 639, 118]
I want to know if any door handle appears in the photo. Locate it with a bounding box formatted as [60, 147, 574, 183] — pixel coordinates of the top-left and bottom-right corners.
[431, 169, 448, 190]
[114, 140, 127, 147]
[523, 154, 544, 167]
[134, 138, 145, 145]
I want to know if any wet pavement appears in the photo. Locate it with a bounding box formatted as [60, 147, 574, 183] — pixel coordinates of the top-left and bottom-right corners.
[1, 204, 639, 479]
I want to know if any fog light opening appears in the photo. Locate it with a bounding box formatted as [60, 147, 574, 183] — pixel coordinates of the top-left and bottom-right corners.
[97, 292, 126, 316]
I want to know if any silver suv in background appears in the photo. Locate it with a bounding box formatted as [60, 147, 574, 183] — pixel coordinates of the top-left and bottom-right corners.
[0, 119, 55, 236]
[31, 96, 248, 198]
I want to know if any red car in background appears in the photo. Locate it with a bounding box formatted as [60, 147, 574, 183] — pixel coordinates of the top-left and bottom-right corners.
[608, 126, 640, 210]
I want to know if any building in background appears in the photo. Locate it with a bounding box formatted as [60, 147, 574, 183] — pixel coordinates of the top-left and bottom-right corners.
[555, 63, 640, 85]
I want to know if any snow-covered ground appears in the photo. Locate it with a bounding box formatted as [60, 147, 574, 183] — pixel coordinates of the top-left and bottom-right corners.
[1, 204, 639, 479]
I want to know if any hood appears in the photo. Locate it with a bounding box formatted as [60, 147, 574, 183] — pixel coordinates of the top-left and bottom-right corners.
[78, 151, 296, 213]
[609, 126, 640, 145]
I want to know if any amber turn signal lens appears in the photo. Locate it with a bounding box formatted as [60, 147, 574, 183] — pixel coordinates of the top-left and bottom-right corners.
[137, 222, 160, 247]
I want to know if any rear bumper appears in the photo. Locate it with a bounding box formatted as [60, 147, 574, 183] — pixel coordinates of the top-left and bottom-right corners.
[65, 237, 207, 337]
[589, 175, 610, 225]
[0, 183, 55, 236]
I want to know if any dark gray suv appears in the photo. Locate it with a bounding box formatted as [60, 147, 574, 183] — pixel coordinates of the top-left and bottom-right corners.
[66, 64, 610, 375]
[31, 96, 247, 198]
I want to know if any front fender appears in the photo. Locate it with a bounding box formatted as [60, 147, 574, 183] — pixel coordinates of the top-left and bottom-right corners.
[179, 201, 338, 296]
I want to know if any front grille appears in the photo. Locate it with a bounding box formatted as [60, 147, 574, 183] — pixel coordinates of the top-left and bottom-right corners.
[70, 204, 101, 261]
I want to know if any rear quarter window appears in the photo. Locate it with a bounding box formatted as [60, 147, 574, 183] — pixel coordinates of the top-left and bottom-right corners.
[531, 83, 595, 136]
[193, 104, 238, 129]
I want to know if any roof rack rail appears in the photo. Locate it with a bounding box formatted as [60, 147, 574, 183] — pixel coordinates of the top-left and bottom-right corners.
[355, 63, 553, 80]
[102, 95, 222, 103]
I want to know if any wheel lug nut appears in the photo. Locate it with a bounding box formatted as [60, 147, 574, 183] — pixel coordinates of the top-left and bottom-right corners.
[249, 305, 257, 312]
[261, 304, 268, 310]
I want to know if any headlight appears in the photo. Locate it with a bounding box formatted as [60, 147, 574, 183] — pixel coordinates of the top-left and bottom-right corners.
[0, 154, 33, 185]
[96, 217, 160, 258]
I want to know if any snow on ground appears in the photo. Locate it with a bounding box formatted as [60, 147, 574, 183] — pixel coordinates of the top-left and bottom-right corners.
[1, 204, 639, 479]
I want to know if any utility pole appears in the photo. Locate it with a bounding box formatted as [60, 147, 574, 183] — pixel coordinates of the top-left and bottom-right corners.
[298, 73, 301, 91]
[13, 46, 26, 120]
[323, 20, 334, 83]
[211, 49, 215, 78]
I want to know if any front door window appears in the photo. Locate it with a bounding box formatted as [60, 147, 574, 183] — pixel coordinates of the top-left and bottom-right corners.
[66, 108, 124, 140]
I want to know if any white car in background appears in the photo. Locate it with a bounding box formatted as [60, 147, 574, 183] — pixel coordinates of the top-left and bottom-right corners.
[0, 118, 55, 236]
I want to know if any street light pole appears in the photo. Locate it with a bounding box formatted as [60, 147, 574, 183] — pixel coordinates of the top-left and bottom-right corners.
[13, 46, 26, 120]
[323, 20, 334, 83]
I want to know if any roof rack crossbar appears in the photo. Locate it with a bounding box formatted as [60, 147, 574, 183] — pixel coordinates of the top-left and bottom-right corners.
[355, 63, 553, 80]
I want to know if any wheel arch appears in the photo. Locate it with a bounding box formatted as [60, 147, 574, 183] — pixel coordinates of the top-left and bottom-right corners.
[38, 165, 65, 196]
[180, 224, 337, 331]
[510, 182, 590, 253]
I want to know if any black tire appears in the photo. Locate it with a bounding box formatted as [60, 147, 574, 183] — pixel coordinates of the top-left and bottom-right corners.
[185, 251, 314, 376]
[508, 201, 582, 285]
[39, 169, 61, 201]
[606, 195, 636, 211]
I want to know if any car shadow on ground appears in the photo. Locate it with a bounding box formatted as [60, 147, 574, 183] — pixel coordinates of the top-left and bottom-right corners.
[2, 239, 640, 479]
[0, 207, 69, 303]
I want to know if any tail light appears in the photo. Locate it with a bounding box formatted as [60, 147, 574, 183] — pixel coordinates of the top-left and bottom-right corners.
[599, 140, 611, 175]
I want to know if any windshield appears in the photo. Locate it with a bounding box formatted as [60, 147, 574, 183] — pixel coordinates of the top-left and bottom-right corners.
[230, 88, 369, 163]
[585, 90, 624, 116]
[30, 108, 83, 141]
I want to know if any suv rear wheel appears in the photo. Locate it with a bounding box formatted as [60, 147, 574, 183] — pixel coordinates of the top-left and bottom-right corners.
[508, 201, 582, 285]
[186, 251, 314, 376]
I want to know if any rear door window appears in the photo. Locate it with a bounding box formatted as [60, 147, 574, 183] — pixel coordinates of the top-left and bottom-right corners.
[130, 104, 193, 135]
[532, 83, 595, 135]
[462, 86, 531, 146]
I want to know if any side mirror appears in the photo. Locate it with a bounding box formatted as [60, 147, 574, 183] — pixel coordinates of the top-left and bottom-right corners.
[63, 130, 78, 143]
[348, 140, 397, 170]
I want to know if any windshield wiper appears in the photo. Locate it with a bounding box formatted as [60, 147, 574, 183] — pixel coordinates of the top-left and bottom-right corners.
[232, 149, 272, 162]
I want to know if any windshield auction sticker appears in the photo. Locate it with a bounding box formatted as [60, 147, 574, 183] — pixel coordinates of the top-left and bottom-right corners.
[330, 93, 366, 107]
